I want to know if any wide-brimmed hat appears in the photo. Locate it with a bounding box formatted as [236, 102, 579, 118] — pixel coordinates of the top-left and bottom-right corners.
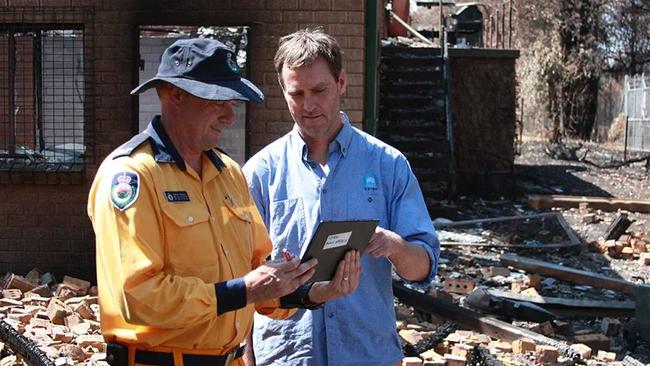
[131, 38, 264, 102]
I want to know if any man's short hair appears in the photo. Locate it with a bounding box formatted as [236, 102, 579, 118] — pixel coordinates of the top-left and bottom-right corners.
[274, 27, 343, 85]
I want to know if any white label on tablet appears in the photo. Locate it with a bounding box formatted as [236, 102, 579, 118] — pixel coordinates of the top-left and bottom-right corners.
[322, 231, 352, 250]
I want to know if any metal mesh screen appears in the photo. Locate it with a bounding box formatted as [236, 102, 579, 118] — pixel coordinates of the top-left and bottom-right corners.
[624, 74, 650, 152]
[0, 7, 93, 178]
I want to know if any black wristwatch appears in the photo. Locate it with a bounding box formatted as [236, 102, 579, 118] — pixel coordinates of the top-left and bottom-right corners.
[280, 282, 323, 310]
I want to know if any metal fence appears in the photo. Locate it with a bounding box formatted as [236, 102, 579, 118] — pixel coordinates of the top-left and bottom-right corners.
[623, 73, 650, 152]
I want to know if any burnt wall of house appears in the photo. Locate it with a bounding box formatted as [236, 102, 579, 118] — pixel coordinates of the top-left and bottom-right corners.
[0, 0, 366, 279]
[378, 46, 519, 208]
[449, 48, 519, 198]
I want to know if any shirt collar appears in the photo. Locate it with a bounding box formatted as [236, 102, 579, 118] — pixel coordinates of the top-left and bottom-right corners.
[291, 111, 353, 162]
[145, 115, 225, 172]
[335, 112, 353, 158]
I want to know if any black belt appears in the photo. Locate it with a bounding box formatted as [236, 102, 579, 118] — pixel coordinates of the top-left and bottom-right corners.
[107, 343, 245, 366]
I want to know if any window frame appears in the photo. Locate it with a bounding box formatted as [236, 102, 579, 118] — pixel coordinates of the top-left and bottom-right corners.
[0, 8, 94, 185]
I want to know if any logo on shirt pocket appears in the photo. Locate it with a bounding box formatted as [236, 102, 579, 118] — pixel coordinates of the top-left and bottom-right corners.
[363, 172, 378, 192]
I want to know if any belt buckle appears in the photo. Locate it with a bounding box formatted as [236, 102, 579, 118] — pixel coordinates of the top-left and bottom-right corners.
[224, 349, 236, 366]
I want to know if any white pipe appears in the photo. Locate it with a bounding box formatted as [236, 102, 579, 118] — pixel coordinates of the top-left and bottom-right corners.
[388, 9, 436, 46]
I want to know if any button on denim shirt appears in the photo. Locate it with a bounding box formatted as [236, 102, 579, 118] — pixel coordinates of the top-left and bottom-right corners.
[243, 112, 440, 366]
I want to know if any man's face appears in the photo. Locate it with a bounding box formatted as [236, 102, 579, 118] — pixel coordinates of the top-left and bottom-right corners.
[280, 57, 346, 142]
[180, 93, 237, 151]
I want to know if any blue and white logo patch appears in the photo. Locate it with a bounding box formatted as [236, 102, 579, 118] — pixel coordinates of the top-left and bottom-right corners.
[110, 171, 140, 211]
[363, 172, 378, 191]
[227, 53, 239, 73]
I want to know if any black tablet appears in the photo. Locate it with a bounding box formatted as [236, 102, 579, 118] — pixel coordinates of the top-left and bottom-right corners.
[300, 220, 379, 282]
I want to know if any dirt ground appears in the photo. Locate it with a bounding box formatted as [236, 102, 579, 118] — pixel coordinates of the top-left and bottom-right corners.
[515, 139, 650, 201]
[514, 139, 650, 286]
[413, 139, 650, 364]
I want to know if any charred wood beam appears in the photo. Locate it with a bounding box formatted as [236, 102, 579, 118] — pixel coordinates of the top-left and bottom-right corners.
[582, 154, 650, 169]
[440, 241, 579, 249]
[392, 281, 580, 360]
[471, 346, 506, 366]
[488, 290, 635, 318]
[488, 289, 635, 309]
[526, 194, 650, 214]
[435, 212, 581, 249]
[400, 321, 457, 357]
[435, 212, 557, 227]
[465, 288, 557, 322]
[603, 212, 633, 241]
[500, 254, 638, 296]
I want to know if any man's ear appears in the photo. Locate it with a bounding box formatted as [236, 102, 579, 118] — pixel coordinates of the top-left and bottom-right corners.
[168, 86, 186, 105]
[156, 83, 183, 105]
[337, 68, 347, 96]
[277, 74, 285, 91]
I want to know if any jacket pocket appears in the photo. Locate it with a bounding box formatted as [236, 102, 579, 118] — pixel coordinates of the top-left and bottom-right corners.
[160, 202, 214, 269]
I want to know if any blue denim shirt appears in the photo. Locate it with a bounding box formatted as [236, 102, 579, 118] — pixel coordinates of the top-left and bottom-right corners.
[243, 113, 439, 366]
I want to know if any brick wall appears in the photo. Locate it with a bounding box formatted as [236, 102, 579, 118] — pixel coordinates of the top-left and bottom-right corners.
[0, 0, 367, 279]
[449, 48, 519, 198]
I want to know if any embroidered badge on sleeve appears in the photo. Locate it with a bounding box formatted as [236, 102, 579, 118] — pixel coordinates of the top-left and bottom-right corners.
[110, 171, 140, 211]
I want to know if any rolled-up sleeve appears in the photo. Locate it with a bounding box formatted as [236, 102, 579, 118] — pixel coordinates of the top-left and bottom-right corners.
[390, 155, 440, 288]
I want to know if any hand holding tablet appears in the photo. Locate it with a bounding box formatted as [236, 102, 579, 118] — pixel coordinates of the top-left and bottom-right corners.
[300, 220, 379, 282]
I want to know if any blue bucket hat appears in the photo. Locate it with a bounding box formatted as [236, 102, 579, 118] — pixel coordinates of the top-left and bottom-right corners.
[131, 38, 264, 102]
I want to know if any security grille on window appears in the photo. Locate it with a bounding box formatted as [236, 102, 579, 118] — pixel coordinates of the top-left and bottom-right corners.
[0, 27, 85, 171]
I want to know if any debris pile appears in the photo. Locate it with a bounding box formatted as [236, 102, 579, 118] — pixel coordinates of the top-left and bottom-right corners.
[393, 195, 650, 366]
[395, 267, 648, 365]
[0, 270, 106, 366]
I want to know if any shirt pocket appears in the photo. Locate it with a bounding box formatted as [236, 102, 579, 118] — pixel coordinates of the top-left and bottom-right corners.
[160, 202, 214, 268]
[269, 198, 307, 259]
[222, 195, 253, 249]
[347, 192, 386, 223]
[223, 197, 253, 224]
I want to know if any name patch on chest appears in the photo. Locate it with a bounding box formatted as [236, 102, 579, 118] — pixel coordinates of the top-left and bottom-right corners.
[165, 191, 190, 202]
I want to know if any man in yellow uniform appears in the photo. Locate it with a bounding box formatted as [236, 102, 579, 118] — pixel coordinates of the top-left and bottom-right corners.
[87, 38, 325, 366]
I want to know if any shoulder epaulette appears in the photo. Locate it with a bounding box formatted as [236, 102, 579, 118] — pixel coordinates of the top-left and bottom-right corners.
[112, 132, 151, 159]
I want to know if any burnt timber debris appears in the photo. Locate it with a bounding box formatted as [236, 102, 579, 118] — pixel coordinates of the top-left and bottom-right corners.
[487, 289, 636, 318]
[435, 213, 582, 249]
[603, 213, 634, 241]
[2, 195, 650, 365]
[389, 185, 649, 364]
[527, 195, 650, 214]
[499, 254, 639, 296]
[394, 281, 582, 361]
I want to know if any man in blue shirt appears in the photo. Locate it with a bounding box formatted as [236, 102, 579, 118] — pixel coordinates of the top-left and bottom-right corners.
[243, 27, 440, 366]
